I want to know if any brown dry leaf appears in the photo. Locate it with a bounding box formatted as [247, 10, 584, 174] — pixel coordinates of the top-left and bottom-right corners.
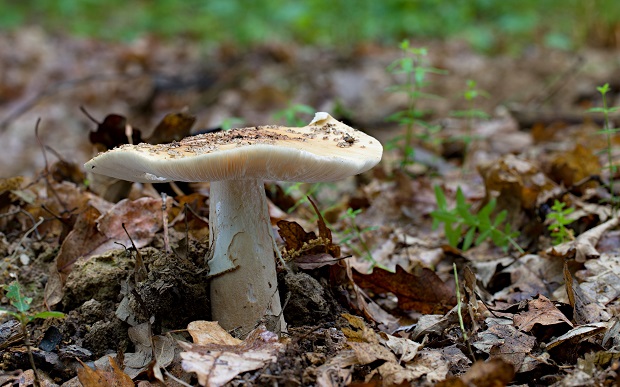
[329, 260, 398, 328]
[473, 319, 536, 372]
[77, 356, 134, 387]
[565, 260, 610, 325]
[57, 197, 165, 275]
[179, 323, 282, 387]
[492, 254, 564, 303]
[479, 154, 555, 214]
[352, 265, 456, 314]
[545, 322, 607, 351]
[378, 332, 421, 363]
[88, 113, 142, 150]
[315, 351, 357, 387]
[294, 253, 343, 270]
[170, 193, 209, 241]
[571, 253, 619, 322]
[437, 358, 515, 387]
[308, 196, 340, 257]
[47, 197, 166, 307]
[385, 349, 449, 385]
[278, 197, 341, 262]
[544, 144, 601, 189]
[513, 295, 573, 336]
[55, 205, 105, 277]
[547, 216, 619, 262]
[343, 322, 403, 378]
[341, 314, 443, 386]
[278, 219, 316, 252]
[145, 111, 196, 144]
[123, 322, 176, 379]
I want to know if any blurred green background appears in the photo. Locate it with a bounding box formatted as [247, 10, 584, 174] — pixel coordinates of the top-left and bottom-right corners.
[1, 0, 619, 52]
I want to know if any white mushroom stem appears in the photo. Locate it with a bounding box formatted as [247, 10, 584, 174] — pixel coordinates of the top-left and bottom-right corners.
[208, 179, 285, 334]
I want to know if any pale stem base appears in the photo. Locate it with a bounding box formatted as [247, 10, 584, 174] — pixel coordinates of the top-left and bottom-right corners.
[208, 179, 285, 334]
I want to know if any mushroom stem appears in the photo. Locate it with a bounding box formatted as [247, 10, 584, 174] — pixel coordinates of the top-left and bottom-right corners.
[208, 179, 285, 334]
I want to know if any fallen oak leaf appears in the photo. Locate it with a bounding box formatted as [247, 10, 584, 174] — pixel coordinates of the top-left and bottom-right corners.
[353, 265, 457, 314]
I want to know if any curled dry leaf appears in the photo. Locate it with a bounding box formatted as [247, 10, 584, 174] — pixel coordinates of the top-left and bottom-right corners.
[278, 196, 340, 265]
[512, 295, 573, 340]
[547, 216, 619, 262]
[352, 265, 456, 314]
[88, 113, 142, 150]
[145, 111, 196, 144]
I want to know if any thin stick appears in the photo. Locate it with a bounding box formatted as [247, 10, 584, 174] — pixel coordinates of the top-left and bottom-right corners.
[34, 119, 69, 213]
[9, 217, 44, 261]
[453, 263, 476, 361]
[161, 193, 171, 254]
[122, 223, 147, 282]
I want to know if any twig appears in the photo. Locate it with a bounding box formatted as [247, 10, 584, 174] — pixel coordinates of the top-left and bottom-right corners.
[161, 193, 171, 254]
[121, 223, 148, 283]
[453, 263, 475, 361]
[0, 74, 138, 131]
[34, 119, 69, 213]
[9, 217, 44, 261]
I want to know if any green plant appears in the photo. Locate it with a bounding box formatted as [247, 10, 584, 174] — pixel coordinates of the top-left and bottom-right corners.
[588, 83, 619, 210]
[338, 207, 383, 268]
[273, 103, 315, 127]
[450, 79, 490, 167]
[220, 117, 245, 131]
[386, 40, 446, 166]
[1, 281, 65, 387]
[546, 200, 575, 245]
[431, 186, 523, 253]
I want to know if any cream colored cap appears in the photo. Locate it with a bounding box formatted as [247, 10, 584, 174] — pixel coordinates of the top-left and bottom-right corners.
[85, 113, 382, 183]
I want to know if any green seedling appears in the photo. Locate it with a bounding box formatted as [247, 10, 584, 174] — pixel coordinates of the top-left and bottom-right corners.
[220, 117, 246, 131]
[546, 200, 575, 245]
[431, 186, 523, 253]
[338, 207, 383, 268]
[273, 103, 315, 127]
[1, 281, 64, 387]
[386, 40, 446, 166]
[588, 83, 620, 211]
[450, 79, 490, 168]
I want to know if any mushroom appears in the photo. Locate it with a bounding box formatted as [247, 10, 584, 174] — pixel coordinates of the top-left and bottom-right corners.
[84, 112, 383, 334]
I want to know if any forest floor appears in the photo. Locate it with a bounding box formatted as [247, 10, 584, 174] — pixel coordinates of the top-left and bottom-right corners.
[1, 27, 620, 386]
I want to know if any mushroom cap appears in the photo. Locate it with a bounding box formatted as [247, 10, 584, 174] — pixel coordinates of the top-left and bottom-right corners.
[85, 113, 383, 183]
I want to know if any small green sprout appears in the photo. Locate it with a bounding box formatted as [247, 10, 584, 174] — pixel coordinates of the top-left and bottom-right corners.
[220, 117, 246, 131]
[386, 40, 446, 166]
[450, 79, 490, 170]
[588, 83, 620, 211]
[431, 186, 523, 253]
[546, 200, 575, 245]
[273, 103, 315, 127]
[339, 207, 383, 269]
[1, 281, 64, 387]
